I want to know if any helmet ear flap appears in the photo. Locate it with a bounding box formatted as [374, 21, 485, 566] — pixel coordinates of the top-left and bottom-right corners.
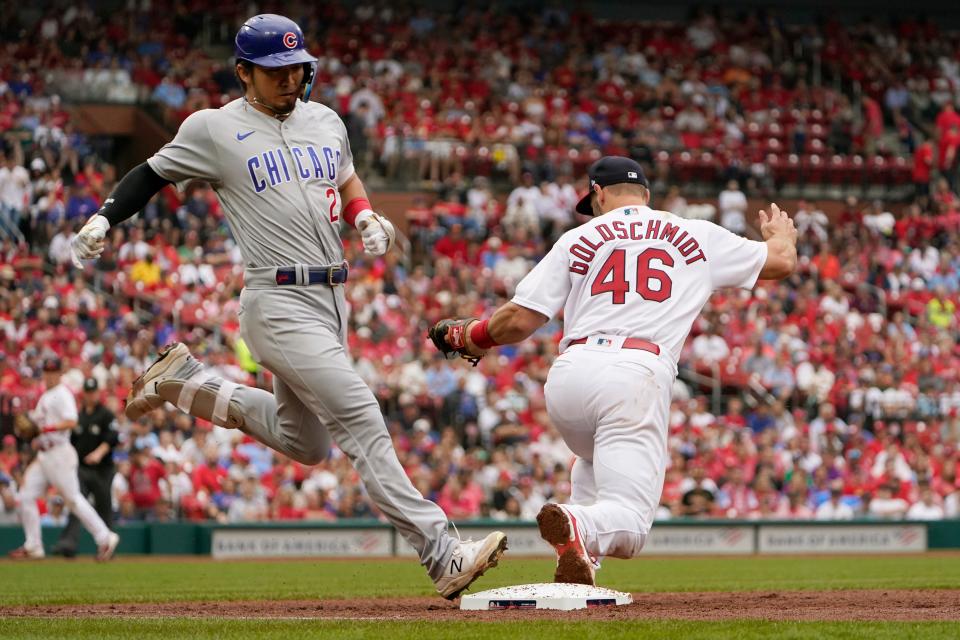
[300, 61, 317, 102]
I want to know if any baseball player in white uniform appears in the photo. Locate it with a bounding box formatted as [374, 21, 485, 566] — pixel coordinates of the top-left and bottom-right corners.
[429, 156, 797, 585]
[68, 14, 504, 599]
[9, 359, 119, 560]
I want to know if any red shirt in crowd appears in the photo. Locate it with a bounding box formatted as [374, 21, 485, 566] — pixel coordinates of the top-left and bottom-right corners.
[192, 462, 226, 495]
[437, 482, 483, 519]
[913, 141, 933, 183]
[935, 106, 960, 139]
[938, 128, 960, 170]
[433, 234, 469, 262]
[129, 457, 166, 509]
[811, 252, 841, 281]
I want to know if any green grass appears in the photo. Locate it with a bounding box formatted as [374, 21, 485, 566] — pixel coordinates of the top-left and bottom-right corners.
[1, 619, 957, 640]
[0, 555, 958, 606]
[2, 556, 957, 638]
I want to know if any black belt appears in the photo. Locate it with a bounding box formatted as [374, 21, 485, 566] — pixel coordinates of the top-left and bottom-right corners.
[274, 263, 348, 286]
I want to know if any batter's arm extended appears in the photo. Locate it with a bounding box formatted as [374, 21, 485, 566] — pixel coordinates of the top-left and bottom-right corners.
[70, 162, 173, 267]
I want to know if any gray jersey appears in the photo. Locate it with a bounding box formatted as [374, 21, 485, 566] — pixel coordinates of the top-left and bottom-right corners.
[147, 98, 354, 267]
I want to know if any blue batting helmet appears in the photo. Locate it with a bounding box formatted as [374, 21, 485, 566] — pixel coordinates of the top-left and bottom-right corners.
[235, 14, 318, 101]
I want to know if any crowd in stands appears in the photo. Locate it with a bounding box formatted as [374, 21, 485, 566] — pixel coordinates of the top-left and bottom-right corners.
[0, 4, 959, 529]
[4, 4, 960, 192]
[0, 133, 958, 525]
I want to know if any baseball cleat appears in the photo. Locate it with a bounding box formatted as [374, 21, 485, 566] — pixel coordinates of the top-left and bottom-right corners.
[434, 531, 507, 600]
[8, 546, 45, 560]
[537, 503, 597, 586]
[125, 343, 195, 420]
[96, 532, 120, 562]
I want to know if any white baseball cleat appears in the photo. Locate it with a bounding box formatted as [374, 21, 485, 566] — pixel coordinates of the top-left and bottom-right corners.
[537, 503, 598, 586]
[96, 532, 120, 562]
[434, 531, 507, 600]
[8, 546, 45, 560]
[124, 342, 243, 429]
[125, 343, 195, 420]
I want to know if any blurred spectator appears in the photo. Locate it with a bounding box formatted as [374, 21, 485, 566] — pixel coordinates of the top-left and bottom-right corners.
[868, 484, 909, 520]
[716, 466, 758, 518]
[691, 325, 730, 365]
[793, 201, 828, 243]
[152, 75, 186, 111]
[129, 446, 166, 518]
[40, 496, 69, 527]
[815, 481, 855, 520]
[913, 138, 934, 198]
[0, 472, 17, 524]
[662, 185, 688, 218]
[130, 251, 162, 287]
[228, 475, 268, 522]
[906, 482, 945, 520]
[718, 180, 747, 235]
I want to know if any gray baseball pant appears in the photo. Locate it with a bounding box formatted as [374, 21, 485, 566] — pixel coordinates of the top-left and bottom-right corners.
[189, 267, 455, 580]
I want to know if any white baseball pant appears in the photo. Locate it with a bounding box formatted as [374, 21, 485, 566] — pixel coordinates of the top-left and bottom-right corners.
[19, 443, 112, 553]
[544, 335, 674, 558]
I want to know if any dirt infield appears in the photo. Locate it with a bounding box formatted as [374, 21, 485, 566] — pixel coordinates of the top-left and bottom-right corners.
[1, 590, 957, 621]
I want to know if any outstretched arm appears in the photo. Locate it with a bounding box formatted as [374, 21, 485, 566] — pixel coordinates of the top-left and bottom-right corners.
[428, 303, 549, 365]
[429, 240, 566, 364]
[71, 162, 172, 267]
[473, 302, 550, 349]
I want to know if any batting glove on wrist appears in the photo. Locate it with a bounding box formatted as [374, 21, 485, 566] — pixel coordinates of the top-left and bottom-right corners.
[71, 214, 110, 268]
[355, 209, 396, 256]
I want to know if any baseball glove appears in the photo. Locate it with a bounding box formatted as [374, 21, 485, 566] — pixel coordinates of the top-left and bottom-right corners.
[13, 413, 39, 441]
[428, 317, 485, 366]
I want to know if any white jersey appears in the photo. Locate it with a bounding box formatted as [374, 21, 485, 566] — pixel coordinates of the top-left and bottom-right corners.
[147, 98, 355, 268]
[512, 205, 767, 369]
[31, 382, 78, 449]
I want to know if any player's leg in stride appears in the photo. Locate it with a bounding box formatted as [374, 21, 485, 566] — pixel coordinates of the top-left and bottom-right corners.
[126, 340, 505, 599]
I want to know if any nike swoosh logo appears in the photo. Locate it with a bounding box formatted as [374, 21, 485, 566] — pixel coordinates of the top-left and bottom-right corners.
[236, 131, 255, 141]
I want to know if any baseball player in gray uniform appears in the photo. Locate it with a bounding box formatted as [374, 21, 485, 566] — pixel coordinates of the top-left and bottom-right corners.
[69, 14, 505, 599]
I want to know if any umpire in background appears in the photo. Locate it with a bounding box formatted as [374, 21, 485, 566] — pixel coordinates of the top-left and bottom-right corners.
[52, 378, 118, 558]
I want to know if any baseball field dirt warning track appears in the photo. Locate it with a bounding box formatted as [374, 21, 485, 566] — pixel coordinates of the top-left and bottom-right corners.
[1, 590, 957, 621]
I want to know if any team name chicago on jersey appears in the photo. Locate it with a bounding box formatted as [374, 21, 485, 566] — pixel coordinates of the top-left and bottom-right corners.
[568, 215, 707, 275]
[246, 144, 341, 193]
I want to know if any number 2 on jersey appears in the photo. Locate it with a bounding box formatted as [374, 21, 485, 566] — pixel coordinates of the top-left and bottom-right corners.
[590, 248, 674, 304]
[325, 188, 339, 222]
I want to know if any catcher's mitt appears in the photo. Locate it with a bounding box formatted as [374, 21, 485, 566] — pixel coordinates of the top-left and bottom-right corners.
[428, 317, 485, 366]
[13, 413, 39, 441]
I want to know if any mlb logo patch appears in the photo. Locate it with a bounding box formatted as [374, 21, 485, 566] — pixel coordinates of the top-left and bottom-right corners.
[627, 171, 638, 179]
[597, 338, 613, 346]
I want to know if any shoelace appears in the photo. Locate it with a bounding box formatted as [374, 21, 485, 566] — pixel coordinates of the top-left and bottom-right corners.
[449, 521, 474, 548]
